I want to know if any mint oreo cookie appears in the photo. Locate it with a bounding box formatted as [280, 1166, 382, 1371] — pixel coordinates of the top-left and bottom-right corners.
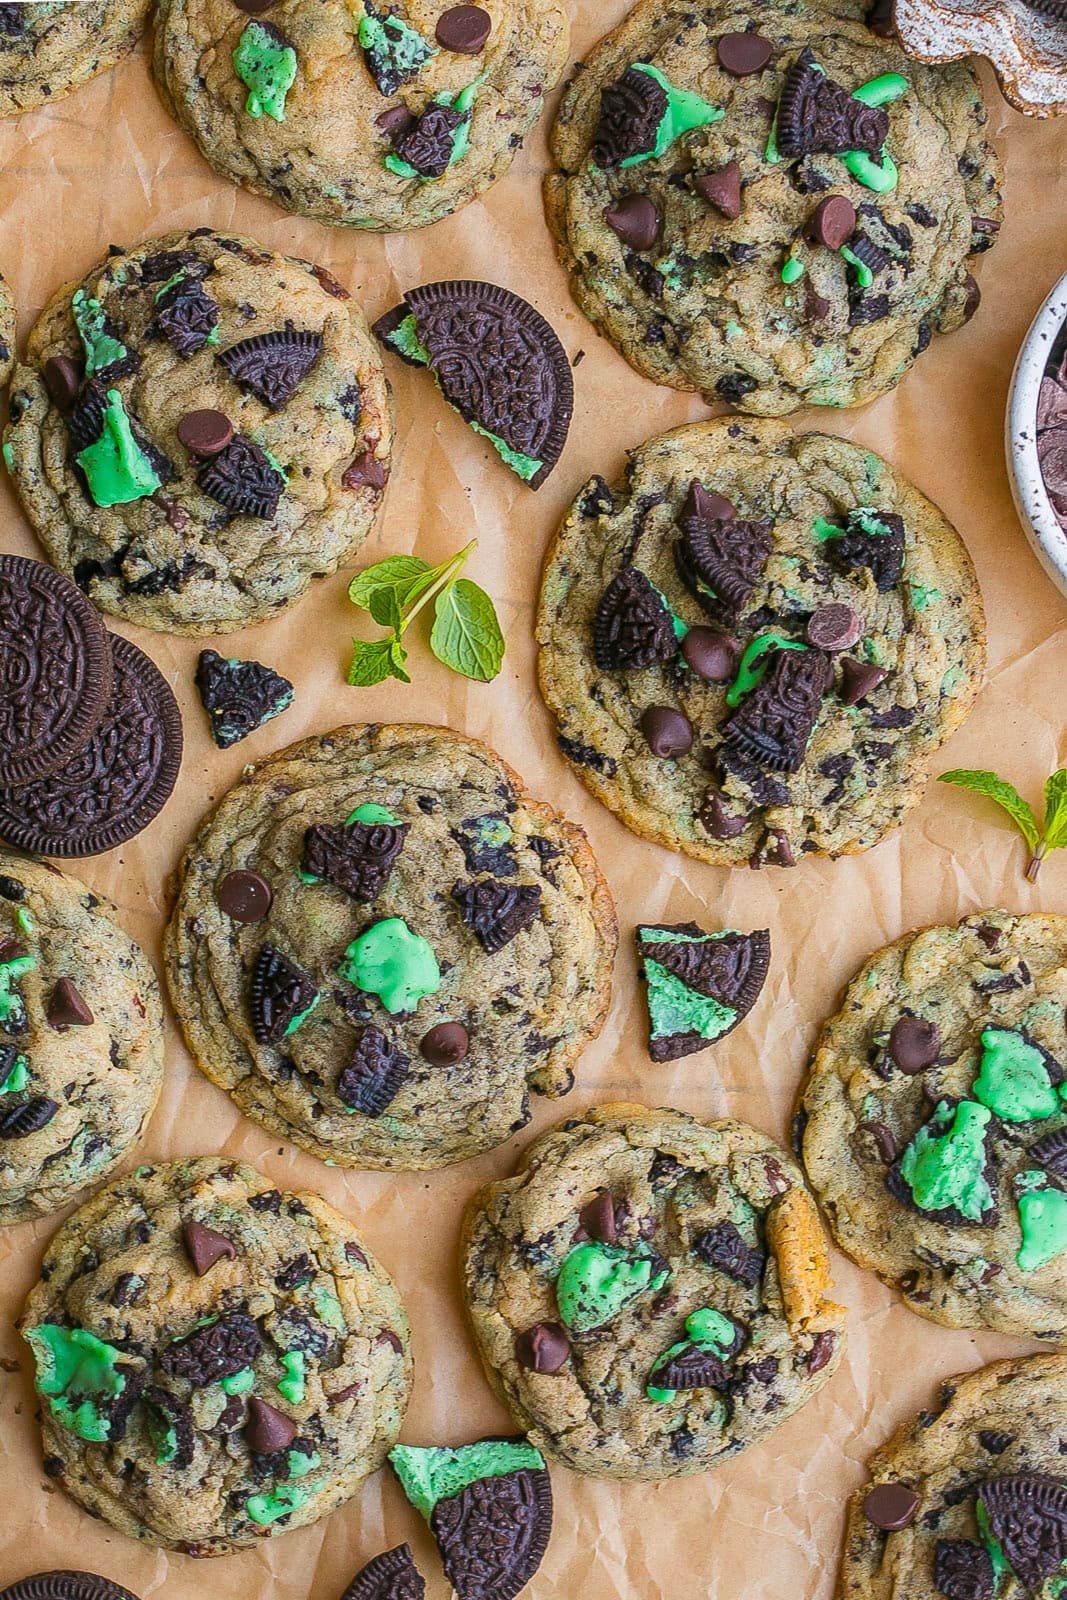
[637, 922, 770, 1060]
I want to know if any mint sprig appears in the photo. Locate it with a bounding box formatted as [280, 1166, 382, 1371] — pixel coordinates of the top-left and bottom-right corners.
[346, 541, 505, 688]
[938, 767, 1067, 880]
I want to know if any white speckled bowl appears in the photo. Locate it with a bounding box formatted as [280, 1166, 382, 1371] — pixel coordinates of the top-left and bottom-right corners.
[1006, 269, 1067, 597]
[895, 0, 1067, 117]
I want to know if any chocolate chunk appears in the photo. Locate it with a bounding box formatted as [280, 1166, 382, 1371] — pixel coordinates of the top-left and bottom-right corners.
[866, 0, 895, 34]
[302, 815, 409, 900]
[250, 944, 318, 1045]
[376, 105, 416, 139]
[393, 102, 466, 177]
[419, 1022, 469, 1066]
[716, 32, 773, 74]
[197, 435, 286, 519]
[804, 282, 831, 322]
[0, 635, 182, 858]
[579, 1190, 619, 1244]
[593, 566, 678, 671]
[216, 869, 273, 924]
[453, 879, 542, 954]
[195, 649, 293, 749]
[981, 1474, 1067, 1587]
[436, 5, 492, 52]
[848, 291, 890, 327]
[693, 1220, 764, 1286]
[934, 1540, 994, 1600]
[694, 160, 742, 220]
[685, 481, 737, 522]
[888, 1016, 940, 1073]
[245, 1396, 297, 1455]
[160, 1312, 263, 1386]
[860, 1120, 898, 1163]
[962, 274, 981, 323]
[275, 1254, 312, 1290]
[0, 1097, 58, 1139]
[604, 195, 662, 252]
[864, 1482, 919, 1530]
[234, 0, 279, 12]
[723, 648, 831, 771]
[177, 409, 233, 458]
[430, 1466, 553, 1600]
[1028, 1127, 1067, 1176]
[777, 49, 890, 160]
[218, 329, 323, 410]
[807, 1330, 836, 1372]
[592, 65, 668, 167]
[828, 509, 905, 592]
[46, 978, 94, 1030]
[0, 1575, 143, 1600]
[641, 705, 693, 759]
[43, 355, 84, 411]
[699, 790, 749, 839]
[0, 554, 114, 787]
[153, 278, 220, 357]
[838, 658, 887, 705]
[750, 826, 795, 868]
[682, 627, 738, 681]
[342, 1546, 425, 1600]
[515, 1321, 570, 1374]
[807, 602, 863, 651]
[0, 5, 25, 32]
[337, 1026, 410, 1116]
[675, 506, 773, 626]
[805, 195, 857, 251]
[182, 1220, 236, 1276]
[342, 450, 389, 491]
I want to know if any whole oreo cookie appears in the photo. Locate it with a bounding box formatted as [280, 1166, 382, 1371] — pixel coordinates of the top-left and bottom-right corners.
[0, 555, 113, 786]
[0, 1575, 141, 1600]
[0, 634, 182, 856]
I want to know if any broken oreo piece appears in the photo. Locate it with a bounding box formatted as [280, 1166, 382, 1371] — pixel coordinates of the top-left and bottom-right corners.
[980, 1474, 1067, 1588]
[337, 1026, 410, 1116]
[301, 815, 409, 900]
[218, 328, 323, 410]
[195, 649, 293, 749]
[342, 1546, 426, 1600]
[453, 878, 542, 954]
[828, 508, 906, 591]
[153, 277, 220, 357]
[693, 1220, 764, 1286]
[0, 1097, 59, 1139]
[592, 64, 668, 166]
[637, 923, 771, 1060]
[160, 1311, 263, 1387]
[250, 944, 318, 1045]
[593, 566, 678, 671]
[777, 49, 890, 160]
[722, 647, 832, 771]
[197, 435, 286, 519]
[675, 507, 773, 626]
[392, 102, 466, 177]
[933, 1541, 994, 1600]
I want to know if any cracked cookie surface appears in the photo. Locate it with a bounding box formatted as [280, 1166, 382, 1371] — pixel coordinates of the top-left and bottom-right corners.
[0, 271, 14, 389]
[0, 0, 149, 118]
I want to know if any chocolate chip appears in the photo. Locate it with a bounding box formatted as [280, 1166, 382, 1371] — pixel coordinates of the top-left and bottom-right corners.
[46, 977, 94, 1029]
[515, 1321, 571, 1374]
[805, 195, 857, 251]
[216, 869, 273, 924]
[700, 790, 748, 839]
[641, 705, 693, 758]
[435, 4, 492, 52]
[864, 1482, 919, 1530]
[603, 195, 662, 252]
[866, 0, 895, 34]
[694, 160, 741, 220]
[246, 1395, 297, 1454]
[889, 1016, 941, 1073]
[838, 658, 887, 705]
[177, 408, 234, 458]
[182, 1220, 237, 1276]
[716, 32, 773, 74]
[807, 602, 863, 651]
[579, 1190, 618, 1244]
[376, 105, 417, 139]
[341, 450, 388, 491]
[807, 1330, 835, 1372]
[681, 626, 739, 682]
[43, 355, 83, 411]
[962, 274, 981, 324]
[234, 0, 278, 11]
[804, 282, 831, 322]
[684, 480, 736, 521]
[420, 1021, 469, 1066]
[860, 1120, 897, 1163]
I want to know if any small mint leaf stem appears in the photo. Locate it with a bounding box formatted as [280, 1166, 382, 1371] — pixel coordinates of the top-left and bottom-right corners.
[1026, 842, 1047, 882]
[399, 541, 475, 635]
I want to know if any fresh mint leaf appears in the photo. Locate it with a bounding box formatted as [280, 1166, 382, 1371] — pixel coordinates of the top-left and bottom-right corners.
[348, 555, 432, 614]
[389, 638, 411, 683]
[939, 769, 1040, 851]
[1043, 769, 1067, 850]
[347, 639, 402, 688]
[369, 585, 404, 632]
[429, 577, 505, 682]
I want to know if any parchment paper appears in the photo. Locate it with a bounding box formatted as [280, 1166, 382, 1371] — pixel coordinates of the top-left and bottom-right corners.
[0, 9, 1065, 1596]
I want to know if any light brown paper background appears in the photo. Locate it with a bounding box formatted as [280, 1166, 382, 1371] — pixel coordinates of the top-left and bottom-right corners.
[0, 7, 1065, 1596]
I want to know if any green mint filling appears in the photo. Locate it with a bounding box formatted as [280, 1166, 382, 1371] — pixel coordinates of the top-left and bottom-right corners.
[644, 577, 688, 642]
[389, 1439, 546, 1522]
[339, 917, 440, 1014]
[812, 515, 845, 541]
[469, 421, 542, 482]
[898, 1100, 994, 1222]
[781, 253, 805, 285]
[346, 803, 401, 826]
[972, 1027, 1062, 1122]
[648, 1307, 737, 1403]
[313, 1288, 346, 1332]
[221, 1366, 255, 1395]
[278, 1350, 306, 1404]
[555, 1241, 669, 1334]
[75, 389, 161, 507]
[839, 244, 873, 289]
[643, 957, 737, 1045]
[620, 64, 723, 168]
[358, 12, 436, 85]
[25, 1324, 126, 1442]
[0, 949, 35, 1028]
[908, 583, 942, 611]
[287, 1448, 321, 1479]
[1016, 1176, 1067, 1272]
[726, 631, 807, 708]
[0, 1055, 29, 1094]
[153, 271, 187, 302]
[975, 1498, 1011, 1585]
[853, 508, 893, 538]
[16, 907, 32, 937]
[234, 20, 297, 121]
[386, 313, 432, 366]
[246, 1485, 308, 1525]
[71, 290, 126, 375]
[145, 1404, 178, 1465]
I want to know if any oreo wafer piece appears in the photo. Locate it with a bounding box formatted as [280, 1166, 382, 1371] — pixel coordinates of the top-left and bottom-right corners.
[341, 1546, 425, 1600]
[374, 281, 573, 489]
[0, 634, 182, 857]
[432, 1467, 552, 1600]
[0, 1576, 142, 1600]
[0, 555, 113, 786]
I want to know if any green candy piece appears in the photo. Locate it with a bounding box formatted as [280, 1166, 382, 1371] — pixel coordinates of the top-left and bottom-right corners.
[358, 11, 436, 90]
[346, 803, 401, 826]
[972, 1027, 1061, 1122]
[75, 388, 161, 507]
[726, 632, 808, 708]
[287, 1447, 321, 1479]
[642, 952, 737, 1047]
[221, 1366, 255, 1395]
[25, 1324, 127, 1442]
[0, 1055, 29, 1094]
[647, 1306, 737, 1403]
[246, 1485, 308, 1525]
[1017, 1177, 1067, 1272]
[278, 1350, 306, 1404]
[812, 515, 844, 542]
[71, 290, 127, 376]
[852, 72, 909, 107]
[839, 243, 872, 289]
[620, 64, 723, 168]
[840, 149, 898, 193]
[340, 917, 440, 1014]
[975, 1498, 1011, 1584]
[781, 254, 805, 285]
[555, 1242, 669, 1334]
[898, 1100, 994, 1222]
[389, 1439, 545, 1522]
[234, 20, 297, 121]
[145, 1403, 178, 1465]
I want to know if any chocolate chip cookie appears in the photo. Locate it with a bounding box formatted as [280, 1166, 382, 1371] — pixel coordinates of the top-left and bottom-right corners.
[19, 1155, 411, 1553]
[545, 0, 1002, 415]
[152, 0, 568, 231]
[839, 1353, 1067, 1600]
[0, 1, 149, 118]
[460, 1103, 846, 1480]
[801, 910, 1067, 1340]
[0, 853, 163, 1226]
[0, 269, 15, 388]
[3, 229, 391, 635]
[536, 417, 985, 867]
[165, 725, 616, 1171]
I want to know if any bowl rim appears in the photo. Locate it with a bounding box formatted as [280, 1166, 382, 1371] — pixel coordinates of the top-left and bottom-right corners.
[1006, 266, 1067, 598]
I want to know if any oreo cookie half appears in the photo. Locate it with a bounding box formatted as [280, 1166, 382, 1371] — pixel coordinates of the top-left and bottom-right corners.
[341, 1545, 426, 1600]
[0, 1576, 142, 1600]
